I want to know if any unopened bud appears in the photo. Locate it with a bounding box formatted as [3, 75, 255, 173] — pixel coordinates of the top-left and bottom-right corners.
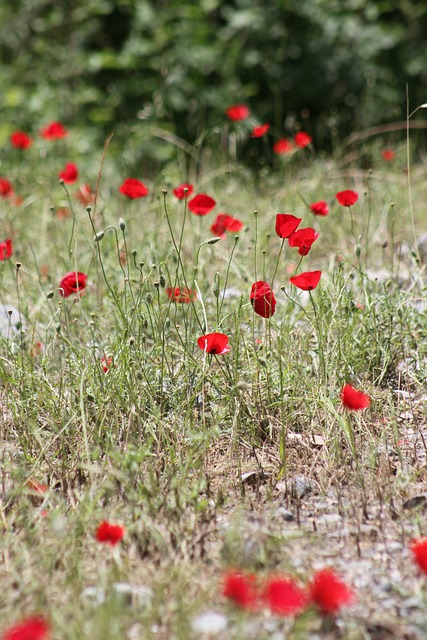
[207, 237, 221, 245]
[119, 218, 126, 231]
[95, 231, 104, 242]
[47, 291, 54, 299]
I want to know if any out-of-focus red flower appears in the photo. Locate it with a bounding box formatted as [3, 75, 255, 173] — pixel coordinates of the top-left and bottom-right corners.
[309, 569, 354, 614]
[1, 616, 50, 640]
[10, 131, 33, 150]
[275, 214, 301, 239]
[251, 123, 270, 138]
[101, 357, 112, 373]
[341, 384, 370, 410]
[173, 183, 194, 199]
[119, 178, 149, 199]
[263, 576, 307, 616]
[58, 163, 78, 185]
[410, 538, 427, 573]
[0, 239, 13, 261]
[225, 104, 250, 122]
[26, 479, 48, 496]
[294, 131, 312, 148]
[96, 521, 125, 546]
[250, 281, 276, 318]
[381, 149, 395, 161]
[211, 214, 243, 238]
[0, 178, 13, 198]
[166, 287, 197, 303]
[40, 122, 68, 140]
[76, 184, 95, 206]
[273, 138, 293, 155]
[222, 571, 259, 610]
[336, 190, 358, 207]
[197, 332, 231, 355]
[289, 270, 322, 291]
[59, 272, 87, 298]
[188, 193, 216, 216]
[310, 201, 329, 216]
[288, 228, 319, 256]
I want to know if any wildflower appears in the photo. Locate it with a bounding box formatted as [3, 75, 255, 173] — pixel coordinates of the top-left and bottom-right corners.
[309, 569, 354, 614]
[40, 122, 68, 140]
[76, 184, 95, 206]
[0, 178, 13, 198]
[96, 521, 125, 546]
[173, 183, 194, 199]
[310, 201, 329, 216]
[341, 384, 370, 410]
[10, 131, 33, 149]
[410, 538, 427, 573]
[58, 163, 78, 185]
[250, 281, 276, 318]
[26, 480, 48, 495]
[211, 214, 243, 238]
[289, 270, 322, 291]
[188, 194, 216, 216]
[294, 131, 312, 148]
[336, 190, 358, 207]
[59, 272, 87, 298]
[222, 571, 258, 609]
[275, 214, 301, 239]
[382, 149, 395, 161]
[101, 357, 112, 373]
[119, 178, 149, 199]
[225, 104, 250, 122]
[273, 138, 293, 155]
[0, 239, 13, 261]
[197, 332, 231, 355]
[288, 228, 319, 256]
[263, 576, 307, 615]
[1, 616, 50, 640]
[166, 287, 197, 303]
[251, 123, 270, 138]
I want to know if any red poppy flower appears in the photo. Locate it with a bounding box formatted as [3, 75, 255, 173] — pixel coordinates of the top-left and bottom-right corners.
[410, 538, 427, 573]
[341, 384, 370, 410]
[288, 228, 319, 256]
[273, 138, 293, 155]
[101, 357, 112, 373]
[76, 184, 95, 206]
[59, 272, 87, 298]
[250, 281, 276, 318]
[40, 121, 68, 140]
[0, 239, 12, 261]
[0, 178, 13, 198]
[222, 572, 259, 610]
[119, 178, 149, 199]
[173, 183, 194, 199]
[336, 190, 358, 207]
[263, 576, 307, 616]
[289, 270, 322, 291]
[275, 214, 302, 239]
[1, 616, 50, 640]
[166, 287, 197, 303]
[95, 521, 125, 546]
[310, 201, 329, 216]
[309, 569, 354, 614]
[197, 332, 231, 355]
[10, 131, 33, 150]
[294, 131, 312, 148]
[251, 123, 270, 138]
[58, 162, 78, 185]
[225, 104, 250, 122]
[26, 479, 48, 495]
[211, 214, 243, 238]
[381, 149, 395, 161]
[188, 193, 216, 216]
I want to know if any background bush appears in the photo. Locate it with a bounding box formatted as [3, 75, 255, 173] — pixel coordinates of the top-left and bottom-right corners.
[1, 0, 426, 166]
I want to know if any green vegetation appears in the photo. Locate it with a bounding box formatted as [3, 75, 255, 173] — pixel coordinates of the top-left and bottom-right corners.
[1, 118, 427, 637]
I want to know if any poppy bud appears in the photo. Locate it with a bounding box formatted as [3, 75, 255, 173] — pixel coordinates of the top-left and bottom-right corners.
[119, 218, 126, 231]
[355, 244, 361, 258]
[95, 231, 104, 242]
[159, 274, 166, 288]
[207, 237, 221, 245]
[47, 291, 54, 299]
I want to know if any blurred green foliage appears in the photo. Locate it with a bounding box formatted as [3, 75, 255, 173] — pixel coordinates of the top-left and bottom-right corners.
[0, 0, 426, 165]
